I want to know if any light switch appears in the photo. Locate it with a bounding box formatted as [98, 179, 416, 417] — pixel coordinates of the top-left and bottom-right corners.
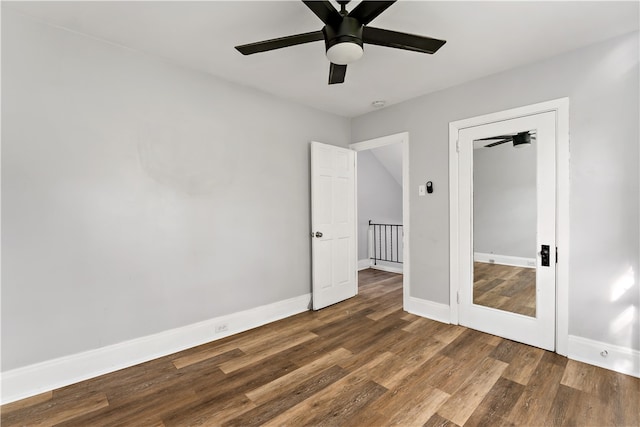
[418, 185, 426, 196]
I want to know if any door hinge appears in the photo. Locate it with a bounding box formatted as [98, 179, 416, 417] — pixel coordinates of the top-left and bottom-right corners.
[556, 247, 558, 264]
[456, 140, 460, 153]
[456, 291, 460, 304]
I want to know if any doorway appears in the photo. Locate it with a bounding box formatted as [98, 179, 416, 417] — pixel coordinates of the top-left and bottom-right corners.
[449, 99, 570, 354]
[350, 132, 410, 308]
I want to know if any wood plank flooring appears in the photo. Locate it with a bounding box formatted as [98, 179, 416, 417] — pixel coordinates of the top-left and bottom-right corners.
[2, 269, 638, 426]
[474, 262, 536, 317]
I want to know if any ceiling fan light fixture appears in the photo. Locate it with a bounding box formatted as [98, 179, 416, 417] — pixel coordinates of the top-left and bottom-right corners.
[326, 42, 363, 65]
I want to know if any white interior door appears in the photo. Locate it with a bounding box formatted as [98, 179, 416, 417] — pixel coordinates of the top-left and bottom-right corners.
[457, 111, 556, 350]
[311, 141, 357, 310]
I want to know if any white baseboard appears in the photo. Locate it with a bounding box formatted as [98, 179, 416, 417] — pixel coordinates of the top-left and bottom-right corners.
[474, 252, 536, 268]
[358, 259, 403, 274]
[358, 259, 370, 270]
[0, 294, 312, 405]
[405, 296, 450, 324]
[370, 264, 403, 274]
[568, 335, 639, 378]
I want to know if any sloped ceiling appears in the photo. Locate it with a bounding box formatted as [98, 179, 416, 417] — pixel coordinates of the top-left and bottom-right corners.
[370, 144, 402, 187]
[4, 1, 639, 117]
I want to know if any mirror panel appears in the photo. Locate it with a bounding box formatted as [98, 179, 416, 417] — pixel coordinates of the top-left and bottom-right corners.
[472, 131, 537, 317]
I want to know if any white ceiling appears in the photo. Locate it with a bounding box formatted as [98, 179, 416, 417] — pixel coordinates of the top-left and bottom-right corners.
[5, 1, 639, 117]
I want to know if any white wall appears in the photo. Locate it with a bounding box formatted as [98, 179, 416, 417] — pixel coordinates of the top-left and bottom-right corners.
[357, 150, 403, 261]
[473, 141, 536, 259]
[370, 144, 403, 186]
[1, 9, 350, 371]
[352, 31, 640, 351]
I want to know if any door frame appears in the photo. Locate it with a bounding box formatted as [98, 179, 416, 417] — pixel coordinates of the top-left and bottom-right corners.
[350, 132, 410, 308]
[449, 98, 570, 355]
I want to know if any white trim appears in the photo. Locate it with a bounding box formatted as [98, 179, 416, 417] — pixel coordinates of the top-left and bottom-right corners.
[350, 134, 405, 151]
[474, 252, 536, 268]
[449, 122, 460, 324]
[554, 98, 570, 356]
[350, 132, 410, 310]
[358, 259, 371, 270]
[354, 148, 360, 291]
[358, 259, 403, 274]
[405, 297, 451, 324]
[568, 335, 640, 378]
[369, 263, 403, 274]
[449, 98, 570, 354]
[0, 294, 311, 405]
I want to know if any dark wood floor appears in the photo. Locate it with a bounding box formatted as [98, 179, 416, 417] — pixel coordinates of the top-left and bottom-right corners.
[474, 262, 536, 317]
[2, 269, 639, 426]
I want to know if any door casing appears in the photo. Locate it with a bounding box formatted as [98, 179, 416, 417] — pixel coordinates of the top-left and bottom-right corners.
[449, 98, 570, 355]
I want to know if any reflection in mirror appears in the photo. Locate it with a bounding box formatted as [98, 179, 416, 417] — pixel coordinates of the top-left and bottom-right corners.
[472, 131, 537, 317]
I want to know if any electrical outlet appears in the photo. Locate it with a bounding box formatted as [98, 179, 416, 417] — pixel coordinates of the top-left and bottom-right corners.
[215, 323, 229, 333]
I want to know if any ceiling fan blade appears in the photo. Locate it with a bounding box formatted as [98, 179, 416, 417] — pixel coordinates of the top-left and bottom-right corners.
[363, 26, 446, 54]
[484, 139, 511, 148]
[476, 135, 515, 141]
[348, 1, 396, 25]
[235, 30, 324, 55]
[302, 0, 341, 27]
[328, 63, 347, 85]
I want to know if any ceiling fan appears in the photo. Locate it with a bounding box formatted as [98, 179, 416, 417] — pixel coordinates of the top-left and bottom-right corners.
[477, 131, 536, 148]
[235, 0, 446, 85]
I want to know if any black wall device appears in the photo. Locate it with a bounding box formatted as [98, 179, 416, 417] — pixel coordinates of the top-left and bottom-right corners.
[541, 245, 550, 267]
[426, 181, 433, 194]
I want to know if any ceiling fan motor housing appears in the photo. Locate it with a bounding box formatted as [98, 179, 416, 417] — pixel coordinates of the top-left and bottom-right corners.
[323, 16, 364, 52]
[513, 132, 531, 147]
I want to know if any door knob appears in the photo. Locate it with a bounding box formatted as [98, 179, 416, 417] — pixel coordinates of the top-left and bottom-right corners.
[315, 231, 323, 238]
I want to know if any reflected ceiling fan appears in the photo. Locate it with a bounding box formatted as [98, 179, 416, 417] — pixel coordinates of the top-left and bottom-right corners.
[235, 0, 446, 84]
[477, 131, 536, 148]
